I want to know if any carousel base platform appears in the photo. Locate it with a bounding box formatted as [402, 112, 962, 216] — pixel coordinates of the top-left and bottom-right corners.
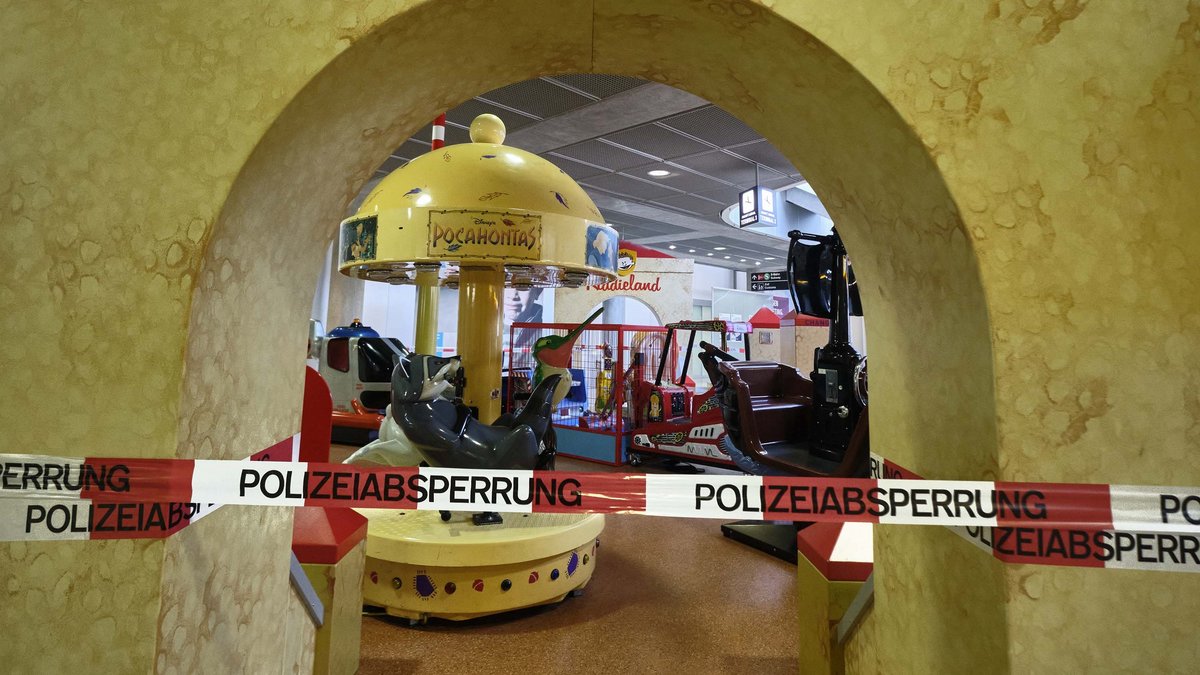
[356, 509, 604, 623]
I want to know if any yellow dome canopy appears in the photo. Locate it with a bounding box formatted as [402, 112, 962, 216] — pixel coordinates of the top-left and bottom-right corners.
[338, 114, 619, 288]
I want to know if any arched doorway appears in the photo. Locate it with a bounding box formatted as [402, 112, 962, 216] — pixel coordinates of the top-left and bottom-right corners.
[180, 0, 1001, 668]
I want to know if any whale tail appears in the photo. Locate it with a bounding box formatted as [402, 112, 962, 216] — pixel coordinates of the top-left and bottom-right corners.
[508, 374, 561, 442]
[492, 425, 540, 469]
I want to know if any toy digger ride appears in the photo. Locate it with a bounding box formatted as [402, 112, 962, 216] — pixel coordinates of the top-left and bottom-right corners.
[711, 228, 869, 561]
[627, 319, 753, 470]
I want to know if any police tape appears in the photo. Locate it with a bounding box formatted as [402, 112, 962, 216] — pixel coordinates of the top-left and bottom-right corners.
[868, 454, 1200, 574]
[0, 436, 301, 542]
[1, 443, 1199, 573]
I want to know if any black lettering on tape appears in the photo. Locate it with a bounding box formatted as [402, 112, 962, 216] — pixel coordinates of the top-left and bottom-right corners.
[450, 476, 468, 503]
[240, 470, 261, 497]
[25, 505, 46, 533]
[491, 476, 512, 505]
[716, 485, 740, 511]
[429, 475, 449, 499]
[867, 487, 888, 517]
[559, 478, 582, 507]
[888, 488, 910, 513]
[844, 487, 865, 516]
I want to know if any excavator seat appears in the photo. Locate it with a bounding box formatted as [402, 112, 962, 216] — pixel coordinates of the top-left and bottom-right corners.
[716, 360, 868, 478]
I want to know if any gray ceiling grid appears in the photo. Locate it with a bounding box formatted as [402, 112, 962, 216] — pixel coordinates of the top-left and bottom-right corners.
[546, 74, 647, 99]
[603, 124, 712, 160]
[480, 79, 595, 119]
[368, 74, 808, 271]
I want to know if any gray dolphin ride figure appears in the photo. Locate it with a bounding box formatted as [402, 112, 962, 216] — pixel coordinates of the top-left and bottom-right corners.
[390, 354, 563, 524]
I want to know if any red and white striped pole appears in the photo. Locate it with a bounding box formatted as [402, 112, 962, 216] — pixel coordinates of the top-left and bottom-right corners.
[431, 113, 446, 150]
[415, 112, 448, 355]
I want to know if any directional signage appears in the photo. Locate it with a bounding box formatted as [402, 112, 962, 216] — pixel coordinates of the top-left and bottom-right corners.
[739, 188, 758, 226]
[751, 271, 786, 283]
[739, 187, 777, 228]
[750, 270, 788, 292]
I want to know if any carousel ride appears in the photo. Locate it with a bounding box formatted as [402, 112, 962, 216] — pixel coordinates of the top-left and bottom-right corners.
[338, 114, 618, 622]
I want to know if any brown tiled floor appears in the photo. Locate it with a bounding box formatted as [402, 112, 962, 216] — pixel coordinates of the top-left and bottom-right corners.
[336, 447, 800, 674]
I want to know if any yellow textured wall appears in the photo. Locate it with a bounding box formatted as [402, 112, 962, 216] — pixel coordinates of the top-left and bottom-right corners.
[283, 581, 318, 675]
[1, 0, 1198, 672]
[303, 540, 367, 675]
[786, 1, 1200, 670]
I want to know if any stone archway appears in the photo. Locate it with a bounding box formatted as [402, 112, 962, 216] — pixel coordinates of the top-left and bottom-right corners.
[175, 1, 1001, 670]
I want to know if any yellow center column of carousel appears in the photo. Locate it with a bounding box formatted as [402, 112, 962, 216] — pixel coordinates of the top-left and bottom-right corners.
[414, 269, 440, 354]
[457, 265, 504, 422]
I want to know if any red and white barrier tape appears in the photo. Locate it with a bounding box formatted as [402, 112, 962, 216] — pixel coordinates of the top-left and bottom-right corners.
[0, 436, 298, 542]
[869, 454, 1200, 573]
[1, 440, 1198, 573]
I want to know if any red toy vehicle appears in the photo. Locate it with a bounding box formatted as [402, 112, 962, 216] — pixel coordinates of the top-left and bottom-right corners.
[628, 319, 752, 469]
[313, 319, 411, 444]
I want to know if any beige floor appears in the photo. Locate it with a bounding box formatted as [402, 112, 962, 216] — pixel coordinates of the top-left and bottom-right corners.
[333, 446, 800, 674]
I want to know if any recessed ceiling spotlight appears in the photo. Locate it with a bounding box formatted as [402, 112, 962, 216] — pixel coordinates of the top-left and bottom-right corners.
[706, 252, 714, 256]
[688, 249, 696, 253]
[668, 244, 677, 250]
[723, 255, 731, 259]
[647, 169, 670, 177]
[739, 258, 746, 262]
[754, 261, 761, 265]
[714, 246, 727, 251]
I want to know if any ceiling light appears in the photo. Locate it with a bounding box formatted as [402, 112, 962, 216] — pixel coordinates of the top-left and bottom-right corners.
[647, 169, 670, 177]
[723, 255, 731, 259]
[668, 244, 677, 250]
[754, 261, 761, 265]
[688, 249, 696, 253]
[764, 257, 775, 261]
[714, 246, 727, 251]
[739, 258, 746, 262]
[706, 252, 714, 256]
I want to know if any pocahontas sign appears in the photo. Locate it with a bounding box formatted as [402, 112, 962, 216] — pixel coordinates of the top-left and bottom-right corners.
[427, 209, 542, 260]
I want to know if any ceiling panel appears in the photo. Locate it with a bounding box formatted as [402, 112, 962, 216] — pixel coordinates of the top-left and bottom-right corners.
[603, 214, 694, 238]
[760, 174, 801, 190]
[480, 79, 594, 119]
[728, 139, 799, 175]
[394, 139, 432, 160]
[547, 74, 647, 99]
[648, 193, 725, 217]
[671, 151, 760, 186]
[628, 164, 730, 193]
[444, 99, 538, 130]
[661, 105, 763, 146]
[554, 139, 653, 171]
[442, 124, 473, 146]
[695, 186, 742, 207]
[603, 124, 712, 160]
[542, 154, 610, 180]
[581, 173, 683, 201]
[607, 222, 661, 240]
[377, 155, 406, 174]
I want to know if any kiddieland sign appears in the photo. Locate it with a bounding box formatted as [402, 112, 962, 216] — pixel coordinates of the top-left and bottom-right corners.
[557, 242, 693, 326]
[427, 209, 542, 261]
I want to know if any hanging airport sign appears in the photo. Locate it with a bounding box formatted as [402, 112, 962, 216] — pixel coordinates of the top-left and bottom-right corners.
[739, 187, 777, 227]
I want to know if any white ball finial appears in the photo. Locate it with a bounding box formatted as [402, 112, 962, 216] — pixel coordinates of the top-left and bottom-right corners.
[469, 114, 506, 144]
